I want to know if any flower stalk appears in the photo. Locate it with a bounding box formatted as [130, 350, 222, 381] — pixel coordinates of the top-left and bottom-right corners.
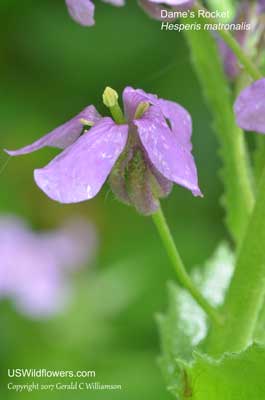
[152, 206, 222, 325]
[183, 15, 254, 243]
[208, 165, 265, 355]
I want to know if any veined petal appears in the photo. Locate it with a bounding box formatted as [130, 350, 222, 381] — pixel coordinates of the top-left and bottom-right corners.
[234, 78, 265, 134]
[6, 106, 101, 156]
[65, 0, 95, 26]
[134, 106, 202, 196]
[34, 118, 128, 203]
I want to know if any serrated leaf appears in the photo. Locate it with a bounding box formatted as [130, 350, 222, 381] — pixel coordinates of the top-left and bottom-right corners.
[183, 17, 254, 243]
[187, 344, 265, 399]
[158, 243, 234, 398]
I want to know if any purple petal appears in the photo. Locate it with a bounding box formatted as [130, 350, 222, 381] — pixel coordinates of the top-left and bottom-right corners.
[14, 255, 67, 318]
[123, 87, 192, 149]
[259, 0, 265, 13]
[6, 106, 101, 156]
[0, 215, 97, 318]
[139, 0, 194, 20]
[157, 98, 192, 150]
[134, 106, 202, 196]
[138, 0, 174, 21]
[219, 40, 241, 80]
[218, 2, 250, 79]
[34, 118, 128, 203]
[123, 86, 158, 121]
[41, 218, 98, 270]
[65, 0, 95, 26]
[234, 78, 265, 134]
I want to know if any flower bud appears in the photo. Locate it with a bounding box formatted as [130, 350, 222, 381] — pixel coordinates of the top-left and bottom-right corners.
[102, 86, 119, 108]
[109, 128, 172, 215]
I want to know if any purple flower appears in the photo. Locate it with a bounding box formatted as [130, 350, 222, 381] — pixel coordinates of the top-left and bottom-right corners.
[234, 78, 265, 134]
[65, 0, 125, 26]
[218, 2, 250, 80]
[258, 0, 265, 13]
[6, 86, 202, 215]
[138, 0, 195, 21]
[0, 216, 97, 318]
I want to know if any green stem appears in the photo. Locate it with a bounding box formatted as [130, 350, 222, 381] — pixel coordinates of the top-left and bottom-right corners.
[183, 17, 254, 243]
[152, 206, 222, 325]
[208, 166, 265, 355]
[195, 3, 263, 81]
[109, 103, 126, 125]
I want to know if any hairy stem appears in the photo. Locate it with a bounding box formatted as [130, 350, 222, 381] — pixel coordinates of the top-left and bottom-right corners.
[183, 17, 254, 244]
[152, 206, 222, 325]
[208, 166, 265, 355]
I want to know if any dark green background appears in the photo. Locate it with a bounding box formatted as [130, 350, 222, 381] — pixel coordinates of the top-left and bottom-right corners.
[0, 1, 225, 398]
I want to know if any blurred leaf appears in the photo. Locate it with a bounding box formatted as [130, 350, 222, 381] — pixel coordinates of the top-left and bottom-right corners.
[183, 17, 254, 243]
[158, 243, 234, 398]
[187, 343, 265, 400]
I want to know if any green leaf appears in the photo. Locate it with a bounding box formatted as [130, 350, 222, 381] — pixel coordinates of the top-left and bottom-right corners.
[207, 167, 265, 355]
[187, 344, 265, 399]
[183, 17, 254, 243]
[158, 243, 234, 398]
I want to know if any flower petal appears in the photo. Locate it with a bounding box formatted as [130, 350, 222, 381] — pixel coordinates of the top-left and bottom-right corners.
[65, 0, 95, 26]
[123, 86, 158, 121]
[218, 2, 250, 80]
[6, 106, 101, 156]
[157, 98, 192, 150]
[259, 0, 265, 13]
[138, 0, 174, 21]
[34, 118, 128, 203]
[134, 106, 202, 196]
[123, 87, 192, 149]
[234, 78, 265, 134]
[143, 0, 195, 11]
[41, 218, 97, 271]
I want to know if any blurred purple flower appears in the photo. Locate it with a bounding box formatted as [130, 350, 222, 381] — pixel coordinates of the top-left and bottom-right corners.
[65, 0, 125, 26]
[0, 216, 97, 318]
[138, 0, 194, 20]
[218, 1, 250, 80]
[234, 78, 265, 134]
[6, 86, 202, 215]
[259, 0, 265, 13]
